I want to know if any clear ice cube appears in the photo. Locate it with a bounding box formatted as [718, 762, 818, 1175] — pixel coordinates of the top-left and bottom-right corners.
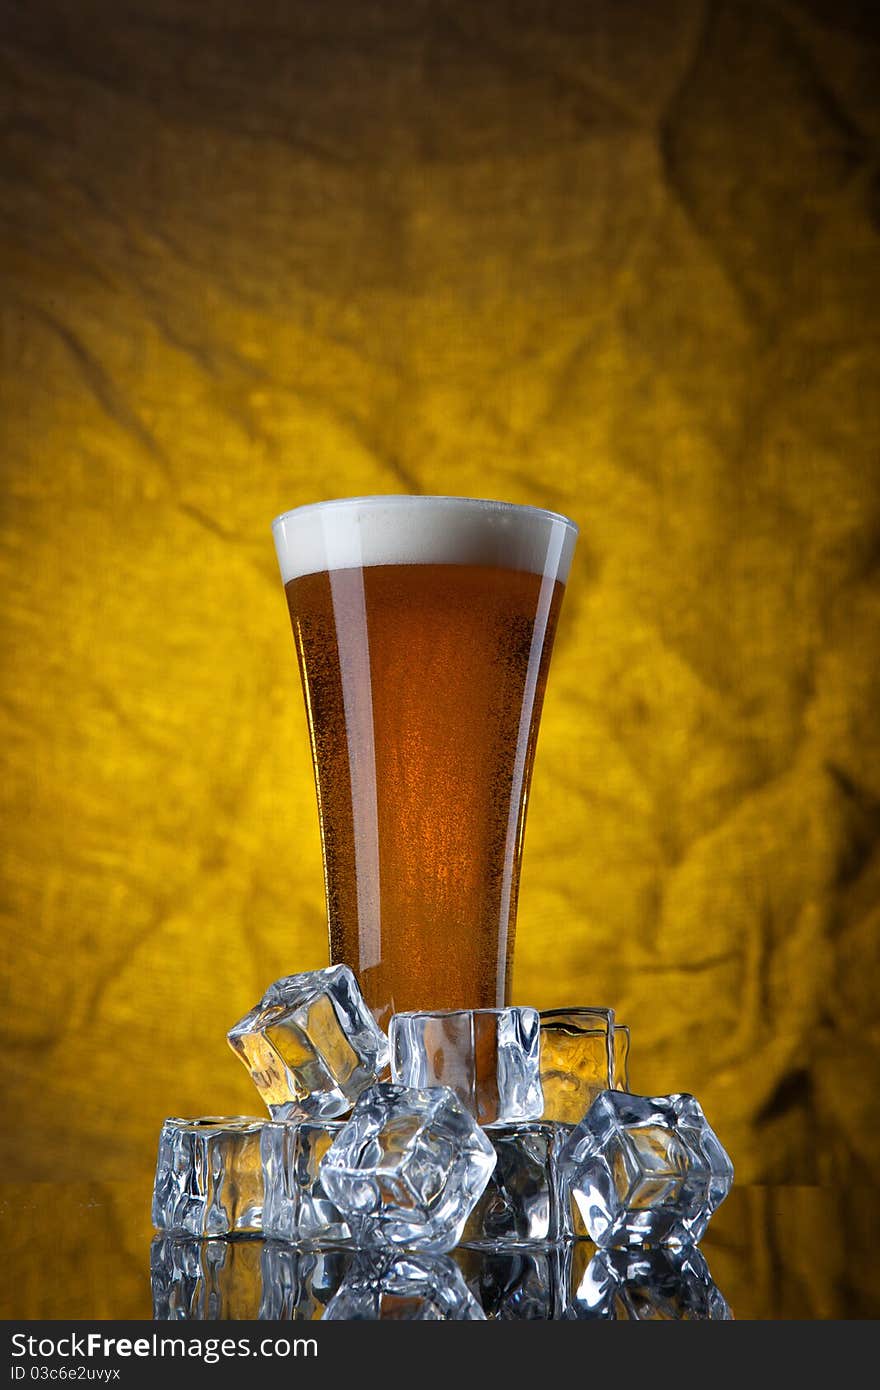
[319, 1082, 497, 1253]
[151, 1117, 265, 1237]
[227, 965, 389, 1121]
[539, 1007, 614, 1125]
[151, 1236, 263, 1319]
[460, 1122, 561, 1246]
[565, 1245, 732, 1320]
[390, 1008, 543, 1125]
[322, 1251, 485, 1320]
[558, 1090, 734, 1248]
[261, 1120, 351, 1245]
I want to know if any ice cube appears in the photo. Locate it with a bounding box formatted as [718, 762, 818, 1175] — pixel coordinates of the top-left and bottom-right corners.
[151, 1117, 264, 1237]
[390, 1008, 543, 1125]
[319, 1082, 496, 1253]
[539, 1007, 614, 1125]
[261, 1120, 351, 1245]
[558, 1090, 734, 1248]
[227, 965, 389, 1121]
[322, 1250, 485, 1320]
[460, 1122, 561, 1245]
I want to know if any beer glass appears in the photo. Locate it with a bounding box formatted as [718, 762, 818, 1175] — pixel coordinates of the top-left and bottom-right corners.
[272, 495, 577, 1028]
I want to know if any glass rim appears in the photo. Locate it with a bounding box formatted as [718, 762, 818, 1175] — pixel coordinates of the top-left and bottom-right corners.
[272, 494, 578, 536]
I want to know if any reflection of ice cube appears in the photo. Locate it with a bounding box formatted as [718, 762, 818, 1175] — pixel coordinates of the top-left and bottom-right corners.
[566, 1245, 732, 1320]
[322, 1251, 485, 1320]
[151, 1117, 264, 1237]
[539, 1007, 614, 1125]
[454, 1247, 562, 1319]
[151, 1236, 263, 1319]
[558, 1091, 734, 1248]
[319, 1082, 496, 1253]
[227, 966, 389, 1121]
[390, 1008, 543, 1124]
[261, 1120, 351, 1244]
[461, 1122, 561, 1245]
[259, 1244, 355, 1320]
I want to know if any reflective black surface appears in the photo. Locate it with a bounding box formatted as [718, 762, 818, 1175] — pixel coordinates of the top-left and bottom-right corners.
[1, 1184, 877, 1319]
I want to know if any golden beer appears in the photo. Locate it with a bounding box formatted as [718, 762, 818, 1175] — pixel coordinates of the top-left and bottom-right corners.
[273, 497, 576, 1027]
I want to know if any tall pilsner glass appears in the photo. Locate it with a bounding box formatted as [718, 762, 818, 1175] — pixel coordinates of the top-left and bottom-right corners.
[272, 495, 577, 1029]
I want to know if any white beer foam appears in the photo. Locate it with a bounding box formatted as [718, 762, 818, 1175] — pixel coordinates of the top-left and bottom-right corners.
[272, 496, 578, 584]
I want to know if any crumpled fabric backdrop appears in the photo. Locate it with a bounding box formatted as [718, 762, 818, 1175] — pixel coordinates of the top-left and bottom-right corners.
[1, 0, 878, 1188]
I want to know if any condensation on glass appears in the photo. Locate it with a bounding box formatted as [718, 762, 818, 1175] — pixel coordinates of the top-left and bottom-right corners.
[273, 496, 577, 1028]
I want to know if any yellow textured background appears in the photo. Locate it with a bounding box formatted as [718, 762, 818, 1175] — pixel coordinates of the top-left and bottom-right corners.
[1, 0, 879, 1189]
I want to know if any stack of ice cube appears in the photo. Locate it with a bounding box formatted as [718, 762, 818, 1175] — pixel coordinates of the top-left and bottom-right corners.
[151, 964, 734, 1320]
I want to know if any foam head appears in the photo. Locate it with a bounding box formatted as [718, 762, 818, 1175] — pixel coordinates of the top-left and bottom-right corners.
[272, 496, 578, 584]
